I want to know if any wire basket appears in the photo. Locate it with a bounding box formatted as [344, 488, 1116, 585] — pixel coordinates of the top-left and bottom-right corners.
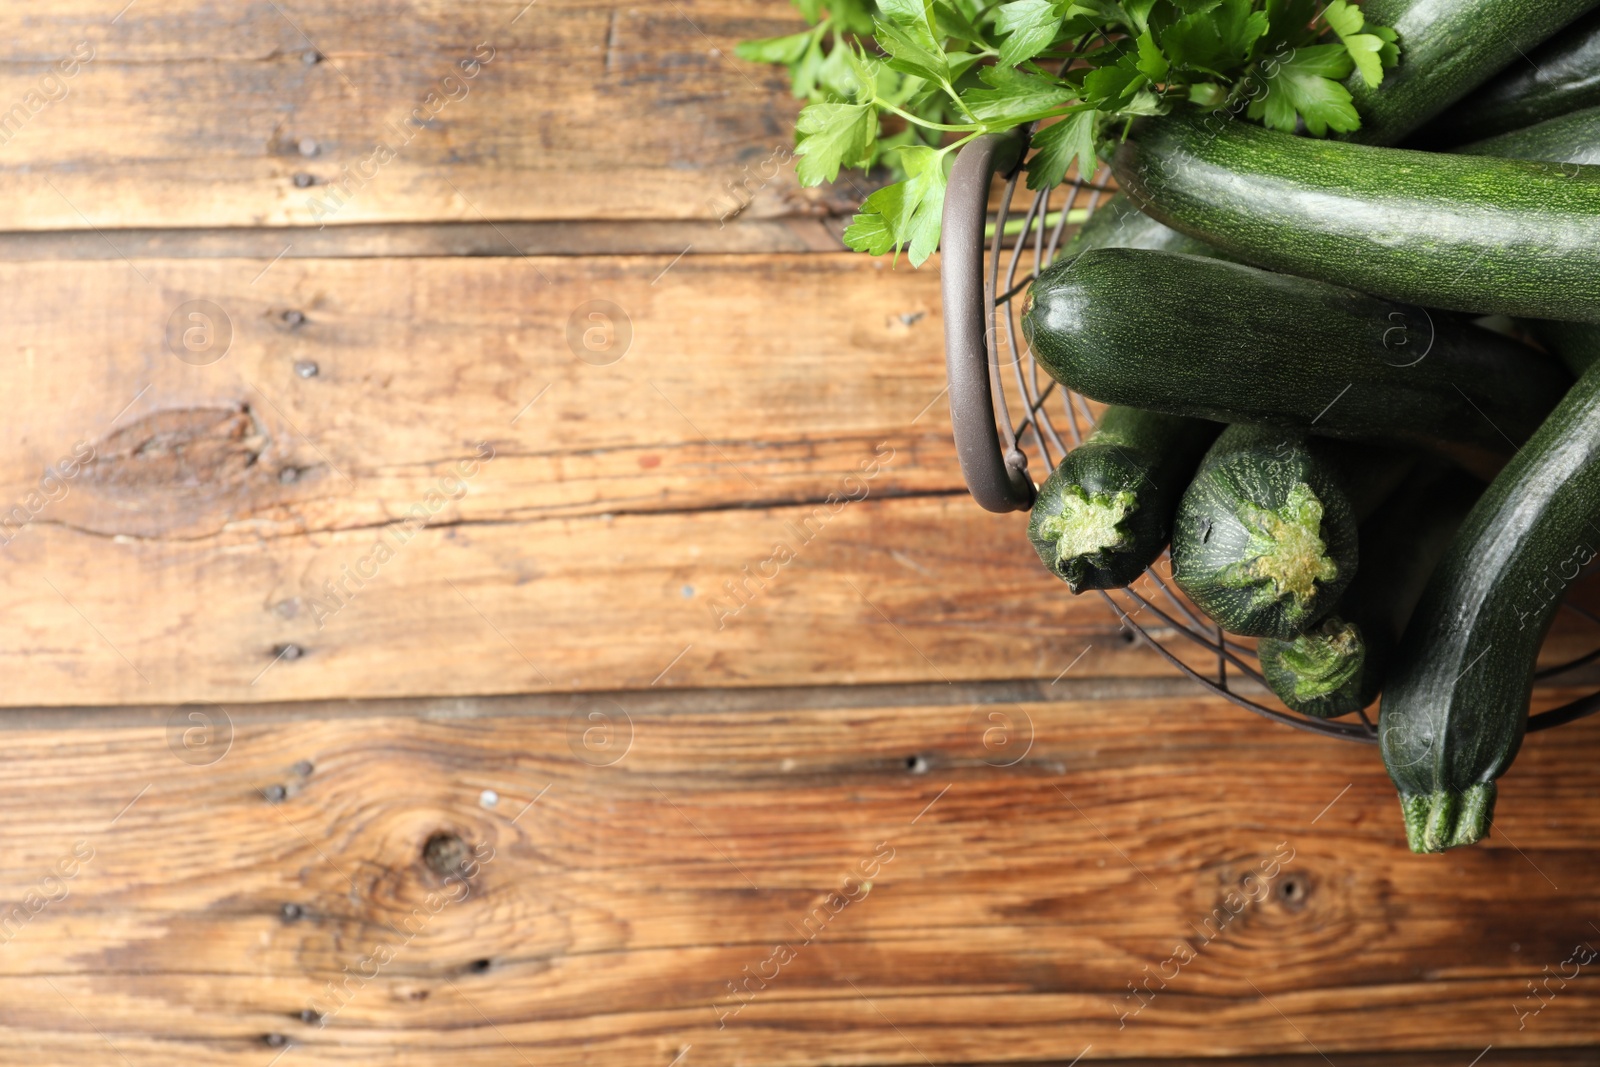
[938, 127, 1600, 743]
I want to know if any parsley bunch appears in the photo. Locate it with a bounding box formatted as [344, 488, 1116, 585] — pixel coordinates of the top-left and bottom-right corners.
[738, 0, 1399, 265]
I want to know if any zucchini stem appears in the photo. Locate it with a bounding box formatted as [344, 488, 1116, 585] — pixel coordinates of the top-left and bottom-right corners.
[1401, 783, 1497, 853]
[1223, 483, 1339, 608]
[1036, 486, 1138, 590]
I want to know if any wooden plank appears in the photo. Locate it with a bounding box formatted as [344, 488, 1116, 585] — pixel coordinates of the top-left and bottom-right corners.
[0, 219, 848, 260]
[2, 251, 1596, 706]
[0, 690, 1597, 1064]
[0, 0, 839, 231]
[0, 253, 952, 527]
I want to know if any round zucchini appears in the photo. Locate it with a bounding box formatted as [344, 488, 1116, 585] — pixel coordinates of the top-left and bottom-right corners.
[1111, 114, 1600, 323]
[1453, 104, 1600, 165]
[1028, 407, 1220, 592]
[1419, 6, 1600, 146]
[1380, 359, 1600, 852]
[1345, 0, 1600, 145]
[1257, 464, 1482, 718]
[1021, 247, 1570, 474]
[1170, 426, 1367, 640]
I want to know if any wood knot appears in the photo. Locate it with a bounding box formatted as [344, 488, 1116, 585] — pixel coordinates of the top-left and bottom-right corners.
[69, 404, 333, 537]
[422, 832, 471, 878]
[1276, 872, 1311, 912]
[83, 406, 265, 496]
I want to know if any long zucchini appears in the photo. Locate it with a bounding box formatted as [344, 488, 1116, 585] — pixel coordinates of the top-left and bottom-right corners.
[1258, 464, 1482, 718]
[1381, 355, 1600, 852]
[1454, 104, 1600, 165]
[1448, 80, 1600, 394]
[1345, 0, 1600, 145]
[1111, 114, 1600, 322]
[1168, 427, 1408, 640]
[1420, 6, 1600, 146]
[1028, 407, 1220, 592]
[1021, 247, 1570, 474]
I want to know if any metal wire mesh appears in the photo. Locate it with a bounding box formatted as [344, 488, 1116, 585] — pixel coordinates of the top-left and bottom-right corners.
[943, 129, 1600, 743]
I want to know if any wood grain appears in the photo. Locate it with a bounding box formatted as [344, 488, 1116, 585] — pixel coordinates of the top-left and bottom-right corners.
[1, 251, 1594, 706]
[0, 689, 1597, 1064]
[0, 250, 1155, 706]
[0, 0, 838, 231]
[0, 219, 849, 260]
[0, 253, 953, 531]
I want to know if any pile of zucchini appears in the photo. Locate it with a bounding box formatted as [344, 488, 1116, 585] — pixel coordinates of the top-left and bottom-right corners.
[1020, 1, 1600, 853]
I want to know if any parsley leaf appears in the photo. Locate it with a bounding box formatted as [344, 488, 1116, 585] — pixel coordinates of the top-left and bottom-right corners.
[1158, 0, 1269, 76]
[994, 0, 1066, 66]
[1323, 0, 1398, 87]
[842, 145, 950, 265]
[741, 0, 1402, 266]
[1134, 30, 1168, 80]
[735, 30, 815, 66]
[964, 65, 1075, 124]
[932, 0, 989, 45]
[1025, 109, 1098, 191]
[794, 101, 878, 185]
[1252, 43, 1359, 136]
[873, 20, 950, 83]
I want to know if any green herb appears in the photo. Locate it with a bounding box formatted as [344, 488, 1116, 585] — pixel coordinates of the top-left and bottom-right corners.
[737, 0, 1399, 265]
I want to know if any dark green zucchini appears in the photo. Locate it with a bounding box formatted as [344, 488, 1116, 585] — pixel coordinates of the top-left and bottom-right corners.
[1111, 114, 1600, 322]
[1021, 247, 1570, 474]
[1380, 358, 1600, 852]
[1258, 464, 1482, 718]
[1454, 104, 1600, 165]
[1345, 0, 1600, 145]
[1447, 86, 1600, 386]
[1168, 427, 1405, 640]
[1258, 616, 1368, 717]
[1419, 6, 1600, 146]
[1028, 407, 1220, 592]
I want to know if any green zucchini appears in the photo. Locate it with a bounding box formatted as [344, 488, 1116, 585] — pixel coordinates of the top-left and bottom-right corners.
[1021, 247, 1571, 474]
[1447, 83, 1600, 388]
[1419, 6, 1600, 146]
[1258, 464, 1482, 718]
[1453, 104, 1600, 165]
[1028, 407, 1220, 592]
[1380, 358, 1600, 852]
[1168, 427, 1407, 640]
[1344, 0, 1600, 145]
[1258, 616, 1368, 717]
[1111, 114, 1600, 322]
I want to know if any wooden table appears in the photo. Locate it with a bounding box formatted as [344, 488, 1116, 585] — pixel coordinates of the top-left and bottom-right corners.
[1, 3, 1598, 1063]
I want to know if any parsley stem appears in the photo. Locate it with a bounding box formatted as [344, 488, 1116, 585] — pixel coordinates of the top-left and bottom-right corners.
[875, 100, 980, 133]
[983, 208, 1090, 239]
[941, 79, 979, 122]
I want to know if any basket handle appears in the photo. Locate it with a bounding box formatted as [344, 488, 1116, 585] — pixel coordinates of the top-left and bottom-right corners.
[941, 130, 1035, 514]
